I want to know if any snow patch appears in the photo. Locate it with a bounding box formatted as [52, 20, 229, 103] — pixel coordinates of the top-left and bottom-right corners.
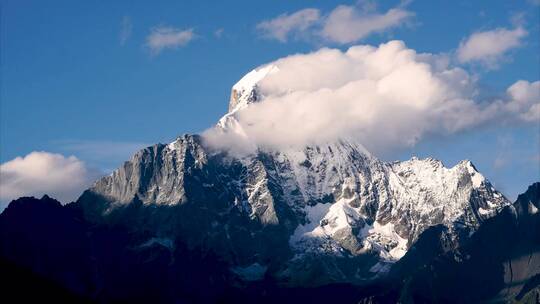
[361, 221, 409, 261]
[478, 207, 491, 216]
[290, 202, 332, 245]
[529, 202, 539, 215]
[317, 197, 362, 236]
[167, 138, 181, 150]
[464, 161, 485, 188]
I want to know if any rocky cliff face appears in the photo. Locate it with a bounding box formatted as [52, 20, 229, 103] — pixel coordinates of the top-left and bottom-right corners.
[0, 66, 537, 302]
[80, 135, 508, 285]
[76, 66, 510, 285]
[380, 182, 540, 303]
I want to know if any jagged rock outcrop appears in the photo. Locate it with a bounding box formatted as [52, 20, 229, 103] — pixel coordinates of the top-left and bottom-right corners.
[383, 182, 540, 303]
[71, 67, 512, 286]
[0, 65, 537, 302]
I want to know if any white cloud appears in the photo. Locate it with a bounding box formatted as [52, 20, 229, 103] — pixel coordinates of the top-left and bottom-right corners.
[55, 140, 151, 171]
[505, 80, 540, 122]
[256, 3, 413, 44]
[204, 41, 539, 155]
[120, 16, 132, 46]
[57, 140, 149, 161]
[214, 28, 224, 38]
[493, 155, 507, 169]
[146, 26, 195, 54]
[321, 5, 413, 44]
[0, 152, 100, 204]
[256, 8, 320, 42]
[456, 26, 527, 67]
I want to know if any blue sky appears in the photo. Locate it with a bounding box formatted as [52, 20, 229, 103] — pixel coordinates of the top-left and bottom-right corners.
[1, 0, 539, 204]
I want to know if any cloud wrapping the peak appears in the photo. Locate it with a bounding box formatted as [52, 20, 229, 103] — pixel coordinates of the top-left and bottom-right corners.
[457, 26, 527, 67]
[204, 41, 539, 155]
[146, 27, 195, 54]
[0, 152, 100, 205]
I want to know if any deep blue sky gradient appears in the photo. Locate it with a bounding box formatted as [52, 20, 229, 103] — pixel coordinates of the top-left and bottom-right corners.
[1, 0, 539, 198]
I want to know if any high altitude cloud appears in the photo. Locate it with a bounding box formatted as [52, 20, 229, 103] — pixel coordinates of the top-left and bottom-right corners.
[457, 26, 527, 68]
[0, 152, 100, 205]
[119, 16, 133, 46]
[505, 80, 540, 122]
[56, 140, 151, 170]
[204, 41, 539, 155]
[321, 5, 413, 43]
[146, 26, 194, 54]
[57, 140, 149, 162]
[214, 28, 225, 38]
[256, 8, 320, 42]
[256, 2, 413, 44]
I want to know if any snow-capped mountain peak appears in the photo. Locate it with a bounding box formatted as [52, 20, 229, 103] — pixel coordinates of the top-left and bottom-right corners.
[83, 67, 511, 285]
[228, 64, 279, 113]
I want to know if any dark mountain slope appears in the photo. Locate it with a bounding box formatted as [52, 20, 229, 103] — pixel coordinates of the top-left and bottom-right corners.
[1, 183, 537, 303]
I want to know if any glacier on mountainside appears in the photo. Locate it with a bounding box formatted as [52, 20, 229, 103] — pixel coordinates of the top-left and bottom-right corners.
[82, 64, 511, 285]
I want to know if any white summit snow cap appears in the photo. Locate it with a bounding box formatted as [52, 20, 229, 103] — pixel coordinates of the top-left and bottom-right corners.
[228, 65, 279, 113]
[232, 64, 278, 92]
[463, 160, 485, 188]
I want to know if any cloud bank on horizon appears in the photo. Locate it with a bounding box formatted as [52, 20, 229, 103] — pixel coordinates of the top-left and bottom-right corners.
[204, 40, 539, 154]
[0, 152, 100, 207]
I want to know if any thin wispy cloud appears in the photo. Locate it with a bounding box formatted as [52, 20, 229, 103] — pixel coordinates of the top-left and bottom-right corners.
[256, 2, 414, 44]
[321, 4, 413, 43]
[55, 140, 151, 170]
[214, 28, 225, 38]
[256, 8, 320, 42]
[146, 26, 195, 55]
[456, 26, 527, 68]
[493, 134, 513, 170]
[119, 16, 133, 46]
[58, 140, 150, 158]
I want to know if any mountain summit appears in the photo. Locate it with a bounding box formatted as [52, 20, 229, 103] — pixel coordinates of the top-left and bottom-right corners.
[0, 67, 536, 303]
[79, 68, 510, 285]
